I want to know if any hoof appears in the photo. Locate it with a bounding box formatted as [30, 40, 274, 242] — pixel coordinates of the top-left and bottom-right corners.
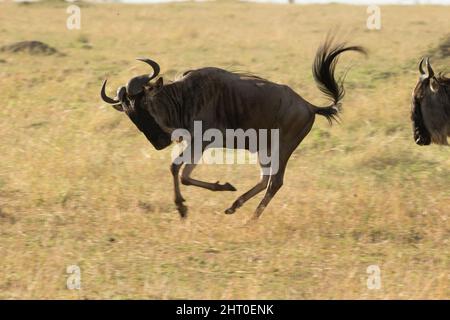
[176, 203, 188, 218]
[222, 182, 237, 191]
[224, 207, 235, 215]
[215, 181, 237, 191]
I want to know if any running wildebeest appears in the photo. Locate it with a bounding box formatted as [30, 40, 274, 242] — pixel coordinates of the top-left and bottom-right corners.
[100, 39, 365, 219]
[411, 57, 450, 146]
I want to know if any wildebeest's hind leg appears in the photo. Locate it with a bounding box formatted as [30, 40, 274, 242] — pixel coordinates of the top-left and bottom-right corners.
[251, 165, 286, 220]
[181, 163, 237, 191]
[171, 149, 188, 218]
[251, 114, 315, 220]
[224, 162, 270, 215]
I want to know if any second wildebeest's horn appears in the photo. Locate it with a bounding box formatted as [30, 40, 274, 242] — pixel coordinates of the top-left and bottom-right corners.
[101, 79, 120, 104]
[126, 58, 161, 96]
[425, 57, 434, 78]
[419, 57, 425, 75]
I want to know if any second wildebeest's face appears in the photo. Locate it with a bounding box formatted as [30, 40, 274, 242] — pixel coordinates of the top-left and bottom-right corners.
[412, 74, 433, 146]
[412, 58, 437, 146]
[100, 59, 172, 150]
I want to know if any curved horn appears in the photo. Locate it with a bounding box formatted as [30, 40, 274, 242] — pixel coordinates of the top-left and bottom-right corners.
[425, 57, 434, 78]
[136, 58, 160, 80]
[419, 57, 425, 75]
[101, 80, 120, 104]
[126, 59, 161, 96]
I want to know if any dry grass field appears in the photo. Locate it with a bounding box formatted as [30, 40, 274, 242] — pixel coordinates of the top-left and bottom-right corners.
[0, 1, 449, 299]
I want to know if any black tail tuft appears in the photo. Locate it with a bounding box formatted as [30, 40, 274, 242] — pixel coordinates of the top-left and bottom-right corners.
[314, 105, 341, 125]
[312, 37, 366, 124]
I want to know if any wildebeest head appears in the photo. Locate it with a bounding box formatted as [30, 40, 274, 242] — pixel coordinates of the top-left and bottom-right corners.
[100, 59, 172, 150]
[411, 57, 450, 145]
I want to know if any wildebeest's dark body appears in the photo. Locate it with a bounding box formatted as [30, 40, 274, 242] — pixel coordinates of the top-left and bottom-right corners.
[101, 39, 365, 220]
[145, 68, 302, 133]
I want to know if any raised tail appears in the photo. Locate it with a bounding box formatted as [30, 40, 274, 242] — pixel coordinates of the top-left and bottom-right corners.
[311, 38, 366, 124]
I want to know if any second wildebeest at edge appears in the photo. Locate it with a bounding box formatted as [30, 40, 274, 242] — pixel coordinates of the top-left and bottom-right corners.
[411, 57, 450, 146]
[101, 39, 365, 219]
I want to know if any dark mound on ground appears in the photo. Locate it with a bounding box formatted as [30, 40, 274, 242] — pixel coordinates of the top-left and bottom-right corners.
[435, 34, 450, 58]
[0, 41, 59, 56]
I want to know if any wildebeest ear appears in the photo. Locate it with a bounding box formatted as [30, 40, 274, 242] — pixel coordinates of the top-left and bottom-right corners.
[154, 77, 164, 91]
[430, 78, 439, 93]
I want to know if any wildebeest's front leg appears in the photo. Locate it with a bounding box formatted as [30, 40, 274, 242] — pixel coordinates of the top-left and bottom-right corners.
[181, 163, 237, 192]
[171, 150, 188, 218]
